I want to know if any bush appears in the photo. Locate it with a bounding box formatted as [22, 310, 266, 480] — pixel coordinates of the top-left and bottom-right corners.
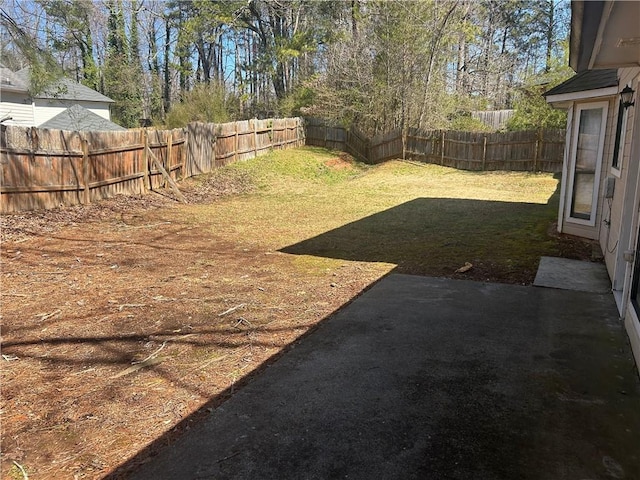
[279, 85, 316, 117]
[165, 82, 234, 128]
[448, 112, 493, 132]
[506, 88, 568, 131]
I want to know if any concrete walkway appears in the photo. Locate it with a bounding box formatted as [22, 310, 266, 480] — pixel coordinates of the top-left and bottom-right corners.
[534, 256, 611, 293]
[129, 275, 640, 480]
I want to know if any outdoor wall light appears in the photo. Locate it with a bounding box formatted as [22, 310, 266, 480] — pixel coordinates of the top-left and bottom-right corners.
[621, 85, 635, 109]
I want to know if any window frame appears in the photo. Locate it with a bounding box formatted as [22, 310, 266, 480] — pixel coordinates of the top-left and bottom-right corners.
[565, 101, 609, 227]
[611, 98, 628, 177]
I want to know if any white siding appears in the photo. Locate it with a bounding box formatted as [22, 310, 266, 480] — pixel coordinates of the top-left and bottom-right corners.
[0, 91, 34, 126]
[33, 99, 111, 126]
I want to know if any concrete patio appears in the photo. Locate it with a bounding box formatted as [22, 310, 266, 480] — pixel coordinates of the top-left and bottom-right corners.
[127, 272, 640, 480]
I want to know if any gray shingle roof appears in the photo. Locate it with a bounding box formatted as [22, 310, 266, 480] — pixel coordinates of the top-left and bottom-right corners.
[39, 104, 126, 132]
[543, 69, 618, 97]
[0, 65, 29, 93]
[13, 67, 115, 103]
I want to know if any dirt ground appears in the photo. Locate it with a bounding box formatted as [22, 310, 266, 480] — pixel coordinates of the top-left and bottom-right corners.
[0, 159, 597, 479]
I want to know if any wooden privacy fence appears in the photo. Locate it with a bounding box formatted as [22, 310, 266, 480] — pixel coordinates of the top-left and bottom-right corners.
[305, 118, 565, 173]
[185, 117, 304, 176]
[1, 117, 304, 212]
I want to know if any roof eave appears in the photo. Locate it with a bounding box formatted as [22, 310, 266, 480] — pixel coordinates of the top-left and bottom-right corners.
[569, 1, 606, 72]
[545, 86, 618, 104]
[33, 95, 116, 104]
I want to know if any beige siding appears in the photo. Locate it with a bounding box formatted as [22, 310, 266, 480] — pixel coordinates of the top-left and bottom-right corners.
[0, 91, 34, 126]
[601, 67, 640, 280]
[596, 96, 620, 277]
[33, 99, 111, 125]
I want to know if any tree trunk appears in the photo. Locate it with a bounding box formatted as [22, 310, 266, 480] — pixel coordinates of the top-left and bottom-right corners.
[163, 17, 171, 112]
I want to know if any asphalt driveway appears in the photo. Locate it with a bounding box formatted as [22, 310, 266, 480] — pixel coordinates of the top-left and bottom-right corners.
[127, 274, 640, 480]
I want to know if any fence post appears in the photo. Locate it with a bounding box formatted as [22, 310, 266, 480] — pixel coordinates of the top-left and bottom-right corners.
[180, 128, 187, 179]
[271, 119, 275, 149]
[81, 135, 90, 204]
[431, 130, 436, 164]
[253, 119, 258, 157]
[234, 122, 239, 162]
[533, 128, 541, 172]
[440, 130, 445, 165]
[402, 126, 407, 161]
[324, 122, 328, 149]
[299, 118, 304, 146]
[142, 129, 149, 190]
[482, 135, 487, 171]
[166, 131, 173, 187]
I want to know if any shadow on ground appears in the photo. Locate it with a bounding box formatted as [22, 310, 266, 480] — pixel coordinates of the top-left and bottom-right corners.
[281, 196, 570, 284]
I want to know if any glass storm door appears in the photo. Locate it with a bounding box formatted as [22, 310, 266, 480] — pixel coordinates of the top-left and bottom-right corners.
[567, 103, 608, 225]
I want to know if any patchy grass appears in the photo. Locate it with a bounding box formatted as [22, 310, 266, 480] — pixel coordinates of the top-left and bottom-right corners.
[182, 147, 583, 284]
[1, 147, 596, 479]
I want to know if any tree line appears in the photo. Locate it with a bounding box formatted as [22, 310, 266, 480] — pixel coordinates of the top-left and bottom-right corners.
[0, 0, 571, 133]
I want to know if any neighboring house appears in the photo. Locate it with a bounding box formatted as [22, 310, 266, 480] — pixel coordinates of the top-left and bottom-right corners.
[545, 1, 640, 368]
[0, 64, 119, 129]
[39, 104, 126, 132]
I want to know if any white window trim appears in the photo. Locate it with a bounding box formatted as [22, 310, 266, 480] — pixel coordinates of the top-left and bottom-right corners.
[565, 101, 609, 227]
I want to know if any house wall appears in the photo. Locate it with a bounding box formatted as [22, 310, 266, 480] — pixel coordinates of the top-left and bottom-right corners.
[561, 96, 617, 240]
[600, 67, 640, 283]
[0, 91, 34, 126]
[621, 68, 640, 369]
[33, 99, 111, 126]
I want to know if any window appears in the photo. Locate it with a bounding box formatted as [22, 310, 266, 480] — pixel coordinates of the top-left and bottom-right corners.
[612, 99, 628, 174]
[566, 102, 608, 225]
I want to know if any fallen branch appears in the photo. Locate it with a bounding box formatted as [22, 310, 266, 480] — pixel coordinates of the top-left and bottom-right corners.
[218, 303, 245, 317]
[111, 356, 164, 379]
[158, 333, 196, 342]
[12, 461, 28, 480]
[124, 222, 172, 229]
[233, 317, 253, 329]
[132, 341, 167, 365]
[36, 309, 61, 321]
[216, 451, 240, 464]
[1, 292, 27, 297]
[183, 354, 229, 378]
[118, 303, 146, 312]
[71, 367, 96, 376]
[152, 295, 176, 302]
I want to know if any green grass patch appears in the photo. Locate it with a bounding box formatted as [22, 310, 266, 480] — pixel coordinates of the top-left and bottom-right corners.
[183, 147, 590, 284]
[229, 147, 368, 191]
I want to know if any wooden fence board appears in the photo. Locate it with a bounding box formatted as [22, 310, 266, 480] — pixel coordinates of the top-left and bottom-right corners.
[304, 119, 564, 173]
[2, 118, 304, 213]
